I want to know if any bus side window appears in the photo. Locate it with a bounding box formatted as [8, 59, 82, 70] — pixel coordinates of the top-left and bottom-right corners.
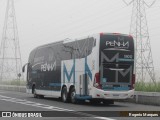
[74, 37, 95, 58]
[87, 37, 95, 55]
[93, 38, 96, 47]
[61, 37, 95, 60]
[62, 43, 75, 60]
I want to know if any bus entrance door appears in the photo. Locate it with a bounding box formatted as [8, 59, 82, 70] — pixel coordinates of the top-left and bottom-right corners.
[79, 74, 89, 96]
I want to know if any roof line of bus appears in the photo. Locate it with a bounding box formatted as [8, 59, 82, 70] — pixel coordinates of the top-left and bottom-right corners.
[32, 32, 133, 50]
[100, 32, 133, 37]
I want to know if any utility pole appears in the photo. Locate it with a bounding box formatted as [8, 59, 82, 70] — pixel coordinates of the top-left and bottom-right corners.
[123, 0, 156, 83]
[0, 0, 23, 83]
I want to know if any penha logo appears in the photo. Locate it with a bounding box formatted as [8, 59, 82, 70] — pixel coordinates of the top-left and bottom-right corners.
[41, 61, 56, 71]
[106, 40, 129, 48]
[106, 37, 129, 49]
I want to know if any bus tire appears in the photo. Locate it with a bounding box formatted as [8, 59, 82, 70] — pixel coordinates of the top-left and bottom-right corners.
[33, 87, 38, 98]
[61, 87, 68, 103]
[38, 95, 44, 99]
[70, 88, 77, 104]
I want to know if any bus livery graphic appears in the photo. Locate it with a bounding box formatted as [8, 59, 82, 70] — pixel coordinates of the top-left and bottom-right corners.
[23, 33, 135, 104]
[85, 57, 92, 81]
[63, 59, 75, 84]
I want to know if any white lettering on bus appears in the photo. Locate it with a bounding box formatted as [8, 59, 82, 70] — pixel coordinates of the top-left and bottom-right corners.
[106, 41, 129, 48]
[41, 61, 56, 71]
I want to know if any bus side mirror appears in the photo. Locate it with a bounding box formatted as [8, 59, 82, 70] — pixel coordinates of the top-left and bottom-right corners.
[22, 63, 29, 72]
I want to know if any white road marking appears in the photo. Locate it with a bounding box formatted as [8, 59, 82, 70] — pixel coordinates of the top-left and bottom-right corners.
[0, 94, 72, 111]
[0, 94, 116, 120]
[94, 117, 116, 120]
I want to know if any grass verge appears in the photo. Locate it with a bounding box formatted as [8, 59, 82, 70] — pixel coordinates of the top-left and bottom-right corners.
[135, 81, 160, 92]
[0, 80, 26, 86]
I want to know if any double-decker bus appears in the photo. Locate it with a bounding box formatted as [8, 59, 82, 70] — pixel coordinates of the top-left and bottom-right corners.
[23, 33, 135, 104]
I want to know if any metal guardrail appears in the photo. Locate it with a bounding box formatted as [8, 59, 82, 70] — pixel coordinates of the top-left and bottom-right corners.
[133, 91, 160, 106]
[0, 85, 26, 93]
[0, 85, 159, 105]
[135, 91, 160, 96]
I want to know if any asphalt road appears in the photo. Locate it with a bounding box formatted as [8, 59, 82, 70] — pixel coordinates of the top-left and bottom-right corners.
[0, 90, 159, 120]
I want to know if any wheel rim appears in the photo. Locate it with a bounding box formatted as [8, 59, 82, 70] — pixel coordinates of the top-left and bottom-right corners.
[71, 91, 76, 103]
[62, 91, 67, 102]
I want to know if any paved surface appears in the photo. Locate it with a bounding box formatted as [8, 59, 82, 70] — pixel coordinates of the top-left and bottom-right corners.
[0, 90, 159, 120]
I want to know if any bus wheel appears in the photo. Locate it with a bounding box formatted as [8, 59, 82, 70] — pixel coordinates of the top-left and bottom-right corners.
[61, 87, 68, 103]
[70, 88, 76, 104]
[33, 87, 37, 98]
[38, 95, 44, 99]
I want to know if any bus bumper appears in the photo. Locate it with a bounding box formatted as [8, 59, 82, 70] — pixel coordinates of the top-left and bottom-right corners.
[92, 87, 134, 99]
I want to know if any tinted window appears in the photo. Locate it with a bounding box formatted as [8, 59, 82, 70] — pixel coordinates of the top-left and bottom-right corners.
[62, 37, 95, 60]
[33, 48, 48, 71]
[28, 49, 36, 64]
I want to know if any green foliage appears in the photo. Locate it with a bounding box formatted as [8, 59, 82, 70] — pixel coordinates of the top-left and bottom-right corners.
[1, 80, 160, 92]
[135, 81, 160, 92]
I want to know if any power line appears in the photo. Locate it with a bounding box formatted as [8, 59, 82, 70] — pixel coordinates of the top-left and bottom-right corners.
[52, 5, 129, 38]
[59, 13, 131, 38]
[44, 0, 122, 32]
[50, 0, 101, 22]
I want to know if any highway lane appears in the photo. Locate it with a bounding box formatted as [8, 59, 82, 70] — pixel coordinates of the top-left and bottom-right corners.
[0, 90, 159, 120]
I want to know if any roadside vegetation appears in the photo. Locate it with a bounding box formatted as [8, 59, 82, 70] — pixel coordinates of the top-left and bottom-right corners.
[0, 79, 26, 86]
[135, 81, 160, 92]
[0, 80, 160, 92]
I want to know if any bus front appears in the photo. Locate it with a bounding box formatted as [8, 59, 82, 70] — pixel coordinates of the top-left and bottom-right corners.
[93, 33, 135, 100]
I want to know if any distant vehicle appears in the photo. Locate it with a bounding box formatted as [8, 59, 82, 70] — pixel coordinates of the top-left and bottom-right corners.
[23, 33, 135, 104]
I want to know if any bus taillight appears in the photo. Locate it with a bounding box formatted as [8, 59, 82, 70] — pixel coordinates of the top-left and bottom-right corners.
[113, 33, 120, 35]
[93, 72, 102, 89]
[100, 33, 104, 36]
[131, 74, 135, 89]
[129, 35, 133, 38]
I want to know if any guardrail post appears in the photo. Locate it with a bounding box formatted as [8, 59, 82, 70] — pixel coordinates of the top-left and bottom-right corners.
[135, 93, 138, 103]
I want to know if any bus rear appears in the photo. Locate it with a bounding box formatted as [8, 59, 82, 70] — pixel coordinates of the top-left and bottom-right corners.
[93, 33, 135, 100]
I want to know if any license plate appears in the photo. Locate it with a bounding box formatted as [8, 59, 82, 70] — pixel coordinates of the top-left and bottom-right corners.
[113, 94, 119, 96]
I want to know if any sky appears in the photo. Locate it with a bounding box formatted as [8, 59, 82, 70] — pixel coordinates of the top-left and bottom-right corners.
[0, 0, 160, 81]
